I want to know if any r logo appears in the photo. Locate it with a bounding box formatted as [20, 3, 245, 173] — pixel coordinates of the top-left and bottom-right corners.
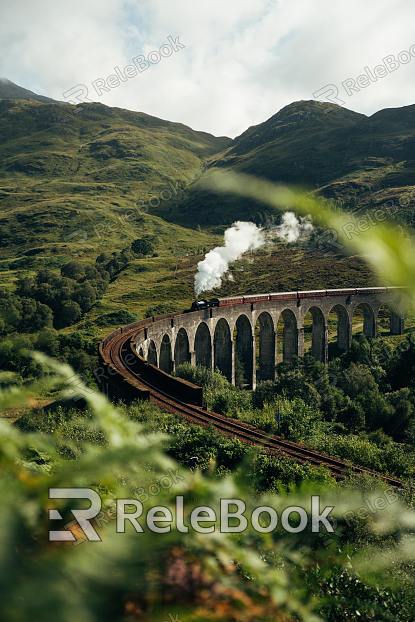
[48, 488, 102, 542]
[62, 83, 92, 105]
[313, 83, 345, 106]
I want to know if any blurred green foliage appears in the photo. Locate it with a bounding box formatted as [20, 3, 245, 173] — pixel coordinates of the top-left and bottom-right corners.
[2, 357, 415, 621]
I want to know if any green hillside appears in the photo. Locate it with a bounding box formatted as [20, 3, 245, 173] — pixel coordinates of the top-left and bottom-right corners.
[0, 93, 235, 328]
[0, 97, 230, 270]
[0, 100, 230, 239]
[157, 101, 415, 228]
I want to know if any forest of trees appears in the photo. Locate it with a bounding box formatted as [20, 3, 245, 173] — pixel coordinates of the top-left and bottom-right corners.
[0, 237, 154, 334]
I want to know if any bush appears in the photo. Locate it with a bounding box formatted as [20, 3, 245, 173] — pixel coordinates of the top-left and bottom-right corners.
[273, 397, 323, 441]
[145, 303, 177, 317]
[7, 259, 113, 332]
[131, 237, 154, 256]
[253, 372, 321, 409]
[95, 310, 137, 326]
[252, 452, 333, 492]
[0, 336, 42, 378]
[54, 300, 82, 328]
[175, 363, 252, 413]
[19, 298, 53, 331]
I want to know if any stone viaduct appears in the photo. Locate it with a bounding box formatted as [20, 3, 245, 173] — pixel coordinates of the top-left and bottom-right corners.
[134, 288, 405, 390]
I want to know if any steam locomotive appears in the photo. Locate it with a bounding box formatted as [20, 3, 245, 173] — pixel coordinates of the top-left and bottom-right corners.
[189, 298, 220, 311]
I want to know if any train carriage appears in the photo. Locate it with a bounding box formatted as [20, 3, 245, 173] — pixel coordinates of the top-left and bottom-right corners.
[242, 294, 270, 304]
[298, 289, 327, 299]
[326, 288, 357, 296]
[356, 287, 388, 295]
[218, 296, 245, 307]
[269, 291, 298, 301]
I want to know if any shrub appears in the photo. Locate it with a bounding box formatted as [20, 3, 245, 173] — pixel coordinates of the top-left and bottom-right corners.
[95, 310, 137, 326]
[131, 237, 154, 256]
[54, 300, 82, 328]
[145, 302, 177, 317]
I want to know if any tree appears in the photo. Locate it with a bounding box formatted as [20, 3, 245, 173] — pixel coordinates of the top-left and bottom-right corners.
[73, 283, 97, 313]
[61, 261, 85, 281]
[15, 276, 34, 298]
[35, 269, 55, 285]
[387, 335, 415, 391]
[34, 329, 60, 357]
[32, 302, 54, 331]
[54, 301, 82, 328]
[384, 388, 415, 441]
[131, 238, 154, 256]
[273, 397, 323, 441]
[0, 292, 22, 334]
[19, 299, 53, 331]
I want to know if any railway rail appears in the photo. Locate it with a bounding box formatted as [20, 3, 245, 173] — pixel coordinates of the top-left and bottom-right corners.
[100, 319, 403, 488]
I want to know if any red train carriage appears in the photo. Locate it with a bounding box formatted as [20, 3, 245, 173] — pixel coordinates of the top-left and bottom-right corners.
[326, 288, 357, 296]
[242, 294, 270, 304]
[356, 287, 388, 295]
[218, 296, 245, 307]
[297, 289, 327, 299]
[269, 291, 298, 301]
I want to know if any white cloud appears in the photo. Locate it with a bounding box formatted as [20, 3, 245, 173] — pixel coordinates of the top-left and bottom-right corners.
[0, 0, 414, 137]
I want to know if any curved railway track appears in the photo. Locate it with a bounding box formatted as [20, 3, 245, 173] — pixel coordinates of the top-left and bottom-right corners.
[100, 323, 403, 488]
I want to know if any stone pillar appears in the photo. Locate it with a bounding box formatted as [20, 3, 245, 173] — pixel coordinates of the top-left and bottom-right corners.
[257, 315, 275, 382]
[235, 315, 254, 388]
[338, 313, 352, 352]
[364, 307, 377, 338]
[297, 326, 304, 358]
[190, 350, 196, 366]
[159, 336, 173, 373]
[390, 312, 405, 335]
[280, 310, 298, 363]
[231, 339, 236, 386]
[273, 331, 278, 379]
[310, 310, 326, 362]
[323, 322, 329, 364]
[214, 320, 233, 382]
[251, 334, 257, 391]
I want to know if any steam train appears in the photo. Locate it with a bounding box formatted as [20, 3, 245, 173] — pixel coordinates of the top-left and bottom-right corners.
[190, 298, 220, 311]
[187, 287, 392, 312]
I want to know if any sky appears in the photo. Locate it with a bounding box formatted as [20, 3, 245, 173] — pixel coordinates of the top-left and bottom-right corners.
[1, 0, 414, 138]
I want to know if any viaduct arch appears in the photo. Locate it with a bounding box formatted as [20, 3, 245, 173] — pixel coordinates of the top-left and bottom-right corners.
[214, 319, 232, 382]
[136, 288, 405, 390]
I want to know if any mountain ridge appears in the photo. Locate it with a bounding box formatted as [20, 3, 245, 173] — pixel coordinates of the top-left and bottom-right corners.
[0, 79, 414, 282]
[0, 78, 57, 104]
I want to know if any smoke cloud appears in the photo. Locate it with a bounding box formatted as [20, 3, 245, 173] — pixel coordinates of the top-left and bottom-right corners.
[194, 221, 264, 296]
[272, 211, 313, 243]
[194, 212, 313, 296]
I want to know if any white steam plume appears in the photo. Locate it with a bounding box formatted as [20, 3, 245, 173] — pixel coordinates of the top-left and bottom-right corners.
[194, 221, 264, 296]
[194, 212, 313, 296]
[272, 211, 313, 242]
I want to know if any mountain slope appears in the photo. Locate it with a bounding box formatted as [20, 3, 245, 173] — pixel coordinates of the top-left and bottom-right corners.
[158, 101, 415, 227]
[216, 101, 365, 184]
[0, 98, 231, 262]
[0, 78, 56, 103]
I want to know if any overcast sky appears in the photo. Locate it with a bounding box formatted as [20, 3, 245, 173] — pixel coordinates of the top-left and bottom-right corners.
[1, 0, 414, 137]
